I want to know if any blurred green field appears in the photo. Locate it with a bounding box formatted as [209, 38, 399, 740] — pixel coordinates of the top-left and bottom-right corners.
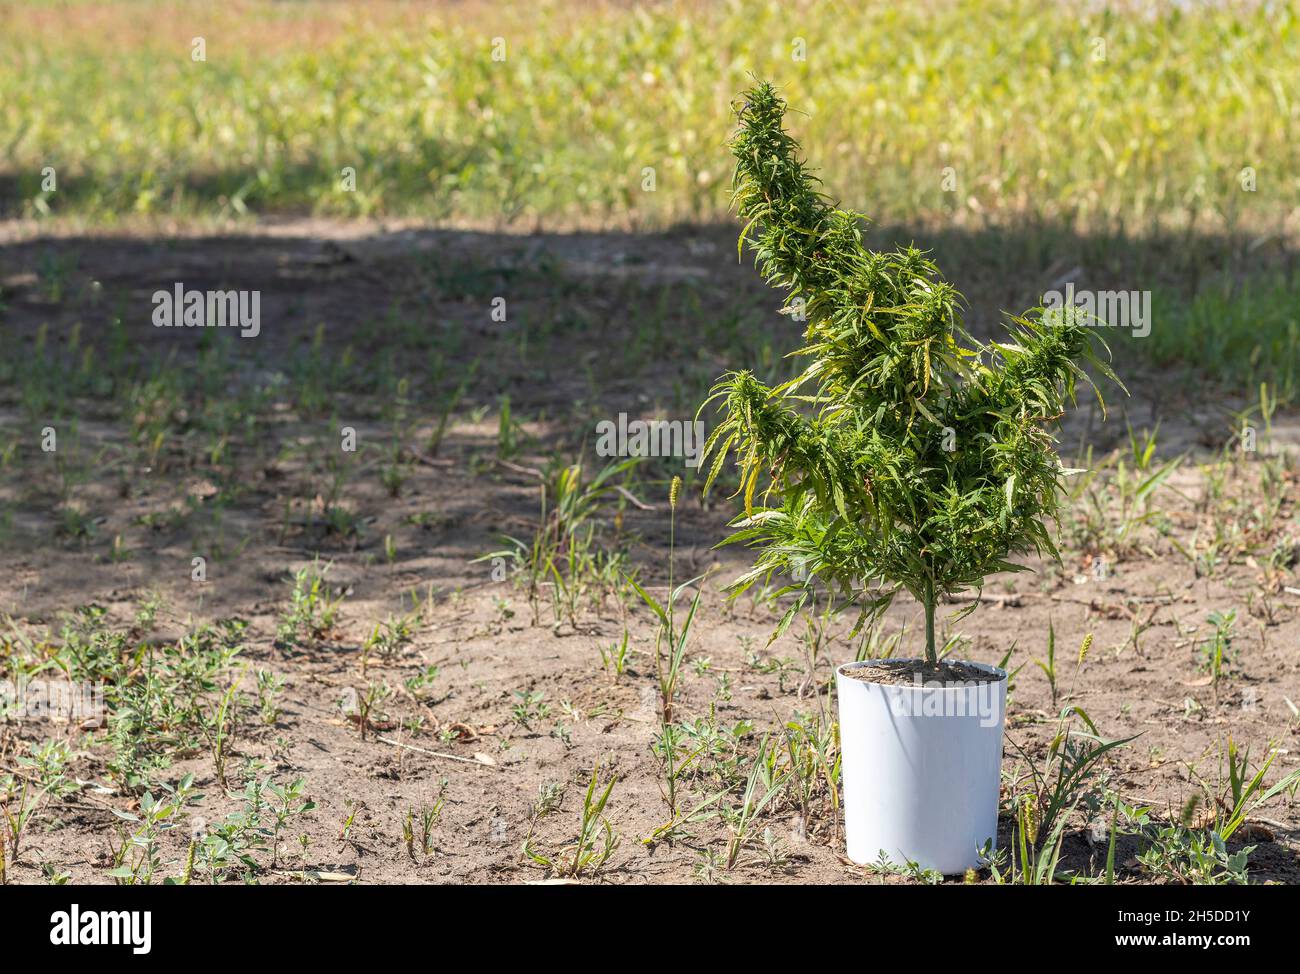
[2, 0, 1297, 229]
[1, 0, 1298, 393]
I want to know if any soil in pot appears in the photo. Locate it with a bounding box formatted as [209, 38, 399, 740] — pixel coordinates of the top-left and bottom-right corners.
[841, 659, 1004, 686]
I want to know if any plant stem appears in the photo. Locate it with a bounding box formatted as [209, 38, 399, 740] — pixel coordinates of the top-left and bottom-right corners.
[922, 578, 937, 667]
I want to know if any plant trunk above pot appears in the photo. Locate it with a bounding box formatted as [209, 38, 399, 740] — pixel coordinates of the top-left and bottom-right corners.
[836, 658, 1007, 875]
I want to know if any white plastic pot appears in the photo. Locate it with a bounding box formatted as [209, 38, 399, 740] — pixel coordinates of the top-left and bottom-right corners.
[836, 658, 1007, 874]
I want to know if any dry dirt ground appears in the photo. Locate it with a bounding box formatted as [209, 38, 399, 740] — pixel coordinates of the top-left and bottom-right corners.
[0, 219, 1298, 884]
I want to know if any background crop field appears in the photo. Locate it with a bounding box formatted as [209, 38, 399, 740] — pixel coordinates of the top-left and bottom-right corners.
[0, 0, 1298, 887]
[4, 0, 1299, 391]
[6, 0, 1299, 230]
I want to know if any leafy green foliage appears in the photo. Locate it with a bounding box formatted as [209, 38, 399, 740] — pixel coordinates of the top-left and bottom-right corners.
[522, 761, 619, 879]
[5, 3, 1294, 233]
[700, 83, 1121, 662]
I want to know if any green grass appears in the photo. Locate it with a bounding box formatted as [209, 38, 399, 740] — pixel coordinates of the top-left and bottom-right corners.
[1138, 275, 1300, 398]
[3, 0, 1298, 394]
[2, 0, 1297, 232]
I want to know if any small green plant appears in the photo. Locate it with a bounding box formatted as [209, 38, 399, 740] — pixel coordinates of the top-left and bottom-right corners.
[41, 862, 72, 885]
[407, 785, 447, 858]
[2, 740, 77, 862]
[338, 799, 358, 851]
[361, 613, 416, 671]
[699, 82, 1120, 665]
[1197, 609, 1237, 703]
[523, 761, 619, 879]
[134, 591, 164, 631]
[510, 689, 550, 730]
[1004, 793, 1072, 885]
[1199, 736, 1300, 843]
[1136, 822, 1251, 885]
[403, 665, 441, 701]
[542, 778, 568, 809]
[865, 851, 943, 885]
[195, 681, 242, 789]
[496, 395, 522, 460]
[92, 617, 246, 791]
[598, 627, 632, 681]
[635, 573, 700, 723]
[276, 560, 343, 649]
[628, 478, 709, 815]
[193, 779, 271, 884]
[693, 847, 728, 884]
[1001, 706, 1135, 883]
[481, 457, 638, 627]
[1083, 424, 1181, 556]
[402, 810, 416, 858]
[1035, 624, 1092, 710]
[264, 777, 316, 868]
[254, 669, 284, 726]
[722, 737, 787, 869]
[106, 775, 199, 885]
[629, 477, 703, 727]
[351, 682, 391, 741]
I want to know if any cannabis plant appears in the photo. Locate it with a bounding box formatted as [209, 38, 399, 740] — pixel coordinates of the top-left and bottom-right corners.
[699, 82, 1120, 666]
